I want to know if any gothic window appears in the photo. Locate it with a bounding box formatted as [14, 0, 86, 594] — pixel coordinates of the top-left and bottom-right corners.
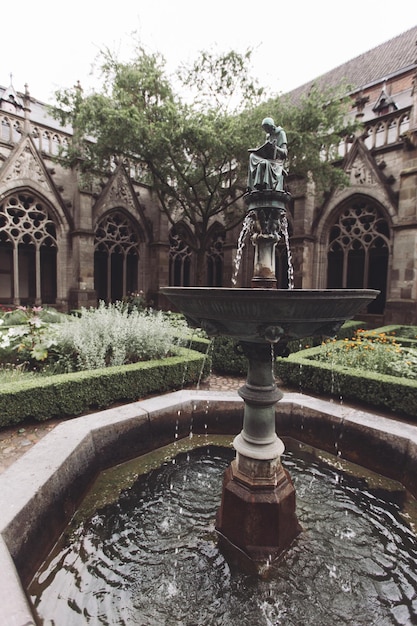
[51, 134, 61, 155]
[41, 131, 50, 153]
[169, 227, 192, 286]
[0, 193, 57, 304]
[1, 117, 11, 142]
[363, 126, 374, 150]
[94, 211, 140, 302]
[399, 113, 410, 138]
[327, 200, 390, 313]
[374, 122, 386, 148]
[206, 231, 225, 287]
[32, 127, 40, 150]
[387, 119, 398, 144]
[12, 120, 22, 143]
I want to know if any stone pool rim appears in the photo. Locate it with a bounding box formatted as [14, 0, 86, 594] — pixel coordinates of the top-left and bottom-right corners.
[1, 389, 417, 626]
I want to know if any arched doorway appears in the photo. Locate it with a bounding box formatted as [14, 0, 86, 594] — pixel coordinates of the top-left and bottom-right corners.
[326, 199, 390, 313]
[0, 192, 57, 305]
[94, 211, 141, 302]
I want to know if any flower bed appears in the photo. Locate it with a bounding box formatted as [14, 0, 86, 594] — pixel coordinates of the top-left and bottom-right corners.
[276, 326, 417, 418]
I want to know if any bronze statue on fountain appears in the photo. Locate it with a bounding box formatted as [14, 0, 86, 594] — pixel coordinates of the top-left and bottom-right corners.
[246, 117, 292, 289]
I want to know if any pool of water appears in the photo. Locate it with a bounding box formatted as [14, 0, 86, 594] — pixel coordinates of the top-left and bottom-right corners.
[28, 438, 417, 625]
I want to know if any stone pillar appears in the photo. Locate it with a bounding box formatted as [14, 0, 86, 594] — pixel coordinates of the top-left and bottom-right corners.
[216, 341, 301, 571]
[288, 177, 317, 288]
[68, 229, 97, 310]
[385, 159, 417, 324]
[150, 242, 170, 308]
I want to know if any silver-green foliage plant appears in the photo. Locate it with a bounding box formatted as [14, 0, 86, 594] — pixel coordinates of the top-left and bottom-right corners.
[56, 301, 179, 371]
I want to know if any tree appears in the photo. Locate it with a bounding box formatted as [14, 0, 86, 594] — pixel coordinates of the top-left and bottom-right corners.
[53, 45, 359, 285]
[54, 46, 264, 284]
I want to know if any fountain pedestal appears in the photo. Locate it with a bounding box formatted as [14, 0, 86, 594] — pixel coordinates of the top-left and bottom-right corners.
[161, 284, 379, 572]
[245, 189, 290, 289]
[215, 341, 301, 568]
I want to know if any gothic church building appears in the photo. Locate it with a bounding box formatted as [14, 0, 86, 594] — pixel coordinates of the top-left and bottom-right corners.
[1, 26, 417, 325]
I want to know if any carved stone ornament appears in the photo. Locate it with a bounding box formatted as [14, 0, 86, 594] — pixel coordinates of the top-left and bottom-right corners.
[183, 315, 227, 336]
[4, 143, 48, 189]
[258, 324, 285, 343]
[107, 170, 135, 211]
[349, 156, 375, 185]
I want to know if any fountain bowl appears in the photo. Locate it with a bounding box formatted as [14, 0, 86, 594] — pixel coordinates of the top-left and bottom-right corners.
[161, 287, 380, 343]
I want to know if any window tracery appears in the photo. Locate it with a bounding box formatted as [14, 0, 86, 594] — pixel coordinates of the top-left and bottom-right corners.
[94, 211, 140, 301]
[0, 193, 57, 303]
[206, 231, 225, 287]
[169, 227, 192, 286]
[1, 116, 11, 142]
[327, 200, 389, 313]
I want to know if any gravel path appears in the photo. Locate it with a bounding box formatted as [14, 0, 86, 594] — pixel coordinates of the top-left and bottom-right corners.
[0, 375, 246, 474]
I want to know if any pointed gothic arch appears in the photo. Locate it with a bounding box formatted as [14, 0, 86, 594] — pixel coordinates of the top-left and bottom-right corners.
[206, 225, 225, 287]
[94, 210, 143, 302]
[169, 224, 195, 287]
[326, 196, 390, 313]
[0, 191, 57, 304]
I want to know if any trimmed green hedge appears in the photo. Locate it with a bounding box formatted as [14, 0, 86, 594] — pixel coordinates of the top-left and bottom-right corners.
[211, 336, 248, 375]
[211, 320, 364, 376]
[276, 346, 417, 418]
[0, 348, 208, 428]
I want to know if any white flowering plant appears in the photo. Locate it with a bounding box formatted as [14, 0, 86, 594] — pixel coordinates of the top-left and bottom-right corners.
[0, 306, 57, 367]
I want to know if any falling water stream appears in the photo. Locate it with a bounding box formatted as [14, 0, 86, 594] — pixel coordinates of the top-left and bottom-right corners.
[281, 215, 294, 290]
[231, 214, 253, 286]
[29, 438, 417, 626]
[231, 211, 295, 289]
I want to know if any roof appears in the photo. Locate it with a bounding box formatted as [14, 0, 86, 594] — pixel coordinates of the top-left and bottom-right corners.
[287, 25, 417, 103]
[0, 85, 72, 133]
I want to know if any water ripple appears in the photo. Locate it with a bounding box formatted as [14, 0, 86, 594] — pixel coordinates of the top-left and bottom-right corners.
[29, 445, 417, 626]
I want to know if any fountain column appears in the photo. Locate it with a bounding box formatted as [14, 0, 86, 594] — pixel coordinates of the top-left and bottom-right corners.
[246, 190, 289, 289]
[215, 188, 302, 569]
[216, 340, 301, 567]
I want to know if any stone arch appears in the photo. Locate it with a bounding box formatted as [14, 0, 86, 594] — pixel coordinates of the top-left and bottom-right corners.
[169, 223, 195, 287]
[323, 195, 391, 314]
[0, 190, 60, 305]
[94, 209, 145, 302]
[206, 223, 225, 287]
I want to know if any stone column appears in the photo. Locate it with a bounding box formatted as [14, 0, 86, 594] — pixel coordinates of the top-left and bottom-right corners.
[216, 340, 301, 570]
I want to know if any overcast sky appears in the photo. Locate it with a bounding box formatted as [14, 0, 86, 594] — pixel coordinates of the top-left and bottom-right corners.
[2, 0, 416, 103]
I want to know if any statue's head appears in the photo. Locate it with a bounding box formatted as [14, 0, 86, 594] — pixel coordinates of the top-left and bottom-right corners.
[261, 117, 275, 132]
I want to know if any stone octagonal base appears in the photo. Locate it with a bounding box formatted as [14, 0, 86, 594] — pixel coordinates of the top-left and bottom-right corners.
[215, 459, 302, 570]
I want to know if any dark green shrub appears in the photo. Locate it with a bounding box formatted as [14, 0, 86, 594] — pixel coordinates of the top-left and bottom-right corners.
[0, 348, 207, 427]
[211, 336, 248, 375]
[276, 347, 417, 418]
[210, 321, 364, 376]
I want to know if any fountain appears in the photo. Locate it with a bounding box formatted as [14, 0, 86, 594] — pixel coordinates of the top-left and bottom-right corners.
[161, 117, 379, 569]
[0, 119, 393, 625]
